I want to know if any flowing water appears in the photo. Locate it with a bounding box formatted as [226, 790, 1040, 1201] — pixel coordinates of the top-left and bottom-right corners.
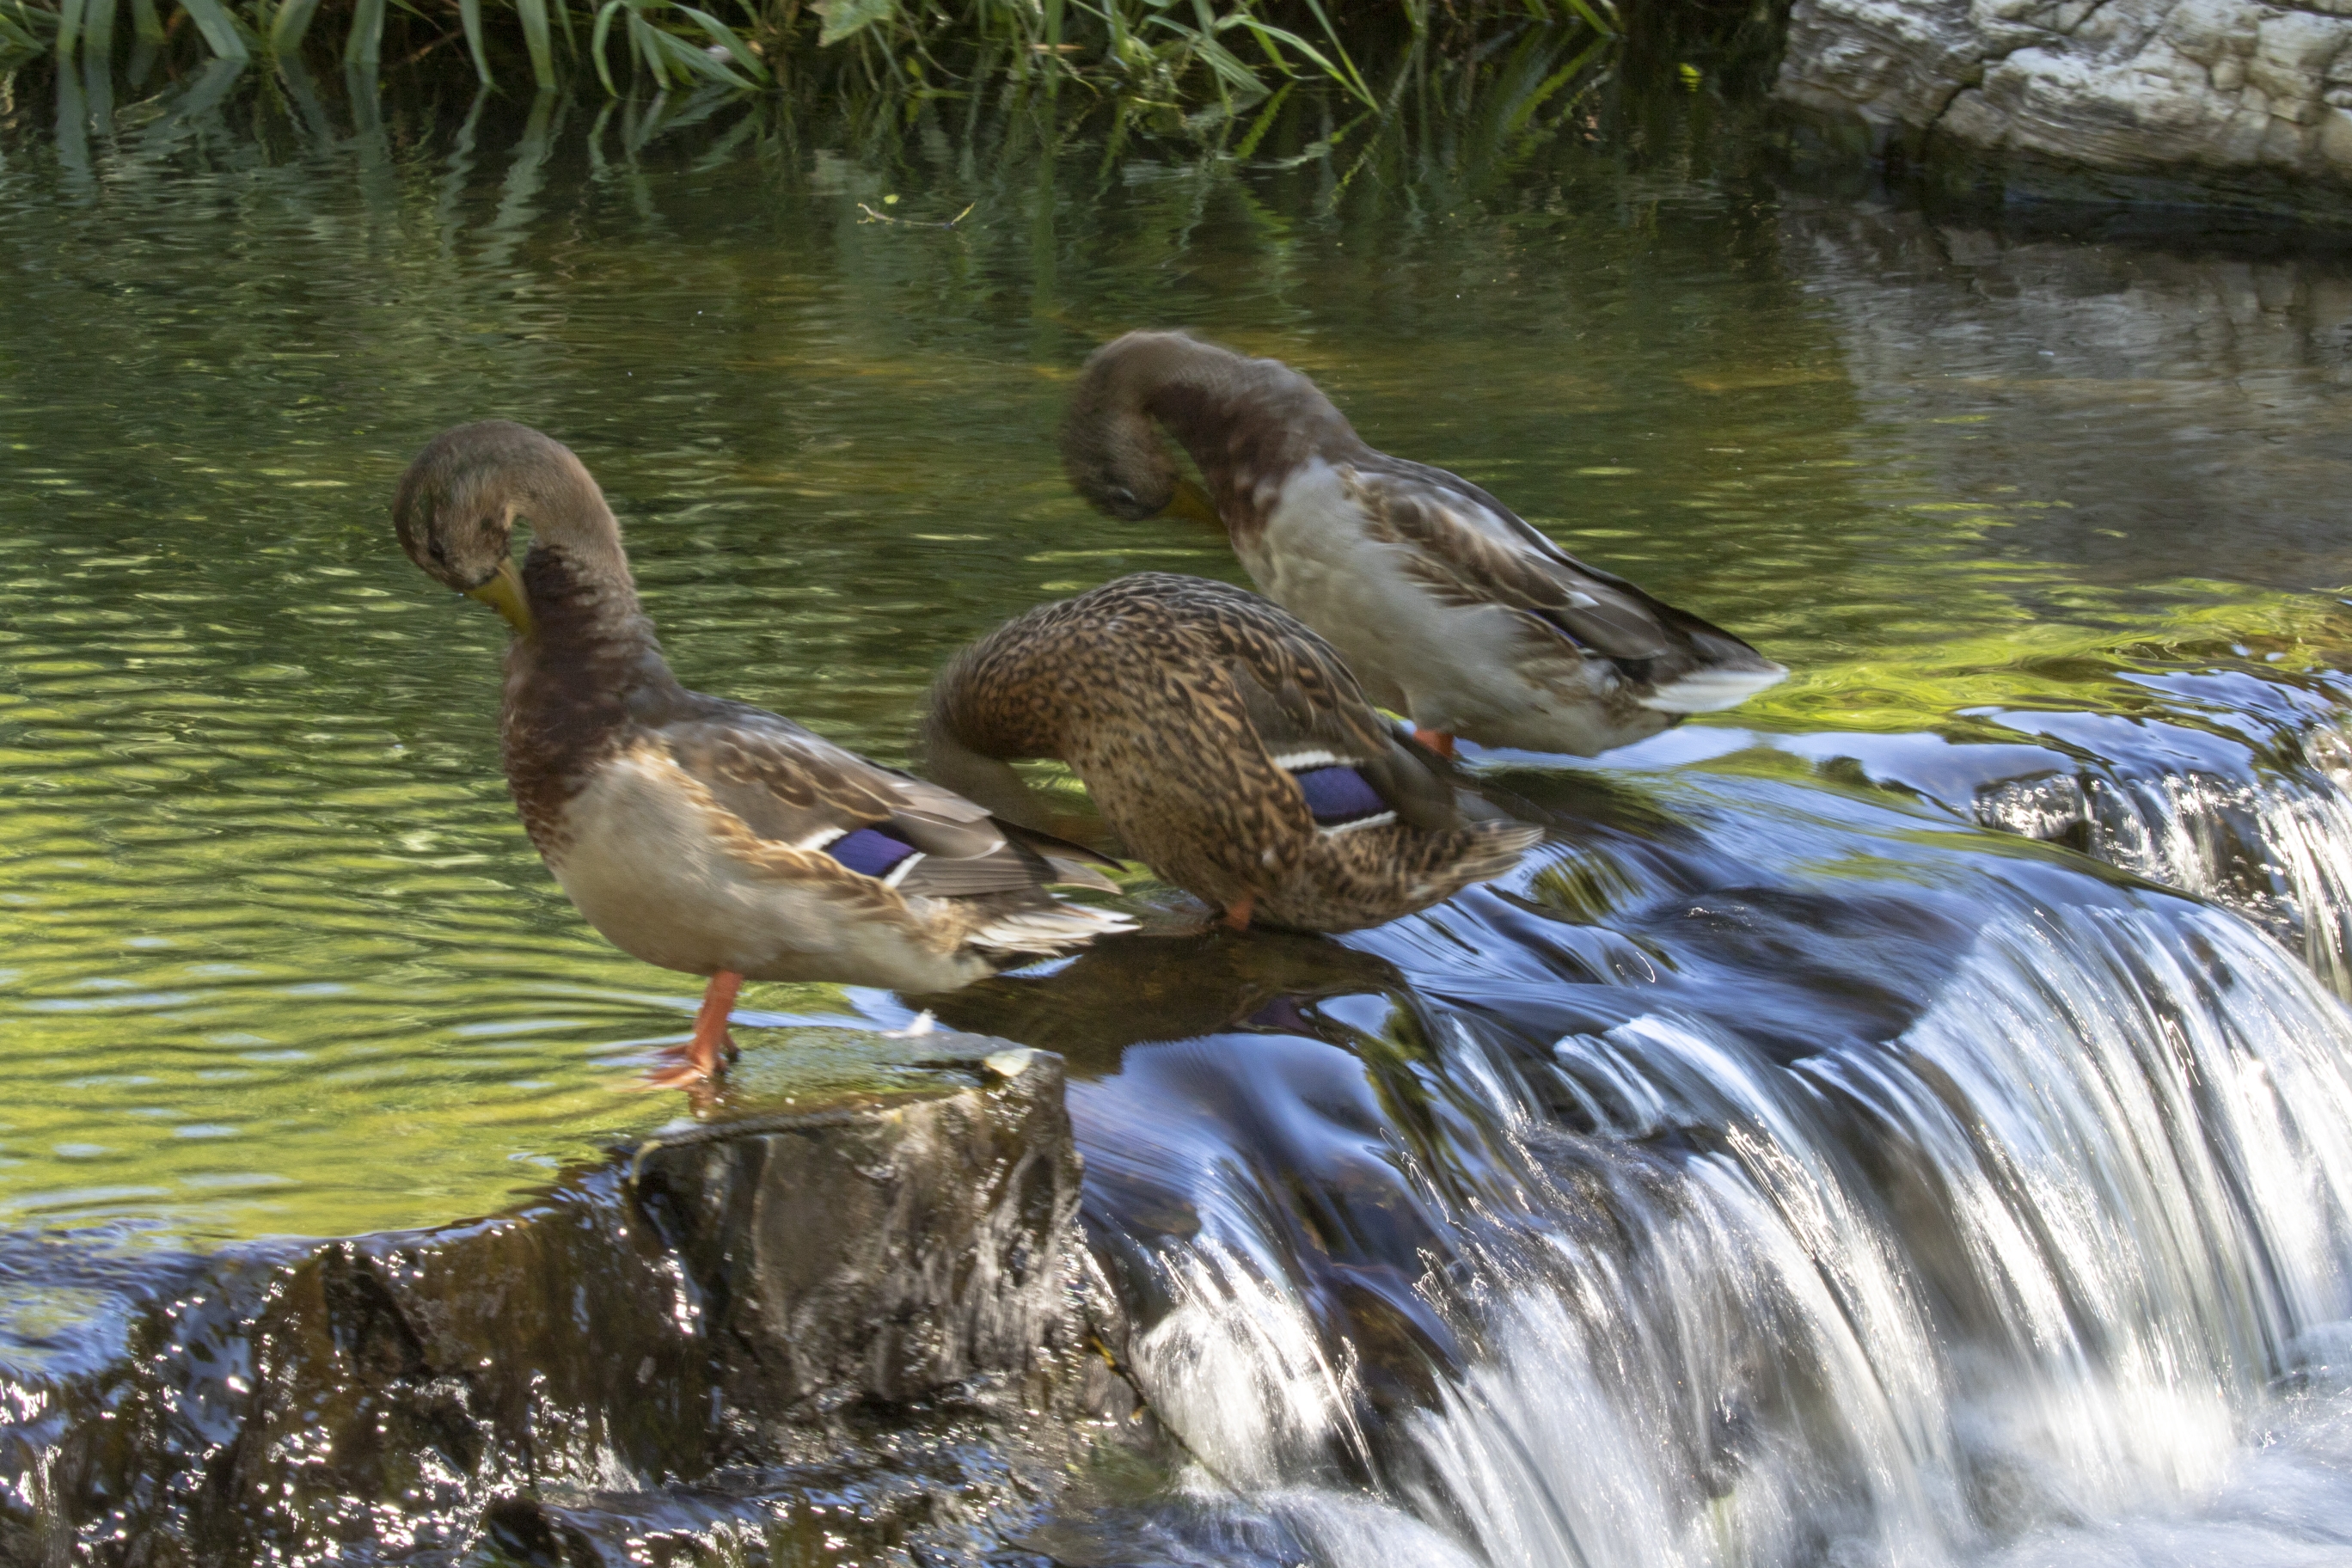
[5, 53, 2352, 1567]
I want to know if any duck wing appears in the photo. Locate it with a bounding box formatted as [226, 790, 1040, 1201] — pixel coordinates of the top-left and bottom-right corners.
[1160, 576, 1462, 833]
[656, 703, 1058, 898]
[1348, 456, 1755, 664]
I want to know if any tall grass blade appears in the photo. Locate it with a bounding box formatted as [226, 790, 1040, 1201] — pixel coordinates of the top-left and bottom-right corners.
[1224, 14, 1355, 94]
[54, 56, 91, 175]
[1174, 2, 1265, 104]
[268, 0, 322, 54]
[457, 0, 493, 83]
[1288, 0, 1375, 104]
[340, 0, 383, 63]
[1510, 31, 1605, 132]
[1558, 0, 1616, 36]
[80, 36, 117, 128]
[624, 9, 677, 88]
[646, 20, 750, 86]
[671, 3, 767, 82]
[52, 0, 83, 59]
[0, 8, 47, 50]
[276, 47, 334, 138]
[177, 0, 249, 59]
[590, 0, 624, 93]
[81, 0, 113, 62]
[515, 0, 556, 89]
[0, 0, 1632, 124]
[1231, 77, 1290, 157]
[816, 0, 892, 47]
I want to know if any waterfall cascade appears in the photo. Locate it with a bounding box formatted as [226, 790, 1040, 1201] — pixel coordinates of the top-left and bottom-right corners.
[1038, 665, 2352, 1568]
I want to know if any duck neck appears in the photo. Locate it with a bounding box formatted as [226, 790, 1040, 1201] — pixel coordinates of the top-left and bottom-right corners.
[1129, 342, 1363, 545]
[499, 484, 683, 845]
[519, 527, 656, 668]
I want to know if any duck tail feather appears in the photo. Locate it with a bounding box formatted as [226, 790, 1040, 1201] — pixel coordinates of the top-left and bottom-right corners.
[1455, 822, 1546, 883]
[1637, 663, 1787, 714]
[971, 900, 1136, 957]
[1041, 854, 1123, 894]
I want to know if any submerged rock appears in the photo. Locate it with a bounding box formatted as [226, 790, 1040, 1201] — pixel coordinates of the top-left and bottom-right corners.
[1774, 0, 2352, 221]
[0, 1036, 1144, 1565]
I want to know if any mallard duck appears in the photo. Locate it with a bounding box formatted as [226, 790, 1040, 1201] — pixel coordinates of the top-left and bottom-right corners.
[392, 420, 1132, 1087]
[922, 573, 1542, 934]
[1060, 330, 1785, 757]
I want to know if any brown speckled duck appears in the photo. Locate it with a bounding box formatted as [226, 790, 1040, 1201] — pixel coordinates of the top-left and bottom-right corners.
[922, 573, 1542, 933]
[393, 420, 1132, 1087]
[1061, 330, 1786, 758]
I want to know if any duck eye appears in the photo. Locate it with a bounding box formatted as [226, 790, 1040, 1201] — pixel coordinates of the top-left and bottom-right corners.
[427, 537, 450, 567]
[1109, 485, 1137, 505]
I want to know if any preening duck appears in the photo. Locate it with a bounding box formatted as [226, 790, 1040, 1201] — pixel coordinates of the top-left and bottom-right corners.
[393, 420, 1131, 1087]
[922, 573, 1542, 934]
[1060, 330, 1785, 757]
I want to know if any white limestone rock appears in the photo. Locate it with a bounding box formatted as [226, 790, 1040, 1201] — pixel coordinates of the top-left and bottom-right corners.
[1775, 0, 2352, 207]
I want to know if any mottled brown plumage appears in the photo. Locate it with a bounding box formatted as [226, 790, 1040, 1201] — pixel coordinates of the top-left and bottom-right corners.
[1061, 330, 1786, 756]
[392, 420, 1130, 1084]
[924, 573, 1543, 934]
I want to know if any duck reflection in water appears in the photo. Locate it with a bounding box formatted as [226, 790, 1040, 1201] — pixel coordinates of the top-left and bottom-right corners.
[915, 921, 1473, 1451]
[916, 922, 1411, 1070]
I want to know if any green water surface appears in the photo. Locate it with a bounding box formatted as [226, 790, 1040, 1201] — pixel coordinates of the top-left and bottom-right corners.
[3, 68, 2349, 1242]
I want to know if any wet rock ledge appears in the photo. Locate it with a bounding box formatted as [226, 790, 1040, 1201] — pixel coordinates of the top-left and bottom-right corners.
[0, 1038, 1144, 1566]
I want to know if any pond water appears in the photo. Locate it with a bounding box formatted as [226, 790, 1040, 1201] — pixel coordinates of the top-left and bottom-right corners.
[6, 53, 2352, 1568]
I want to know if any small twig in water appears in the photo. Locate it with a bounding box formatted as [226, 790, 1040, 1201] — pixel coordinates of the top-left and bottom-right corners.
[857, 201, 977, 229]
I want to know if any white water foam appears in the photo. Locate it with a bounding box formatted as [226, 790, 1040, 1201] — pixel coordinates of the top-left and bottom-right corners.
[1088, 899, 2352, 1568]
[1977, 722, 2352, 998]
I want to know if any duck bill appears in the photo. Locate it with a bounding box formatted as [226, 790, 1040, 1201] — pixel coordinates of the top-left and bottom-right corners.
[1160, 476, 1224, 530]
[464, 558, 534, 636]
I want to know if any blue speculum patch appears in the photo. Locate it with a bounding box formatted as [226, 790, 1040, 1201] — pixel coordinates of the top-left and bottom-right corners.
[1292, 766, 1387, 826]
[830, 826, 920, 879]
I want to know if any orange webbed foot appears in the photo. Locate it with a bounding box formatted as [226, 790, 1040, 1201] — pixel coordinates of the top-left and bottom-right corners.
[637, 969, 744, 1093]
[638, 1057, 721, 1091]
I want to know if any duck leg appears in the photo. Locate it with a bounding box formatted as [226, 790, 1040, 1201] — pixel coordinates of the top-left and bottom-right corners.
[1411, 728, 1458, 760]
[1222, 896, 1256, 932]
[646, 970, 743, 1088]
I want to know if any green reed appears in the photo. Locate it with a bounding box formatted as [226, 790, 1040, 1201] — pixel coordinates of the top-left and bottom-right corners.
[1, 0, 1621, 104]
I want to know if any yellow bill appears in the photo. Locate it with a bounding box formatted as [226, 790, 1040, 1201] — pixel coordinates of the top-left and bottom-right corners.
[1161, 475, 1224, 530]
[464, 557, 534, 636]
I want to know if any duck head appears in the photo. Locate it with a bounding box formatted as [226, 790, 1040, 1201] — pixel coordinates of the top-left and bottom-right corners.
[393, 420, 606, 636]
[1060, 331, 1224, 528]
